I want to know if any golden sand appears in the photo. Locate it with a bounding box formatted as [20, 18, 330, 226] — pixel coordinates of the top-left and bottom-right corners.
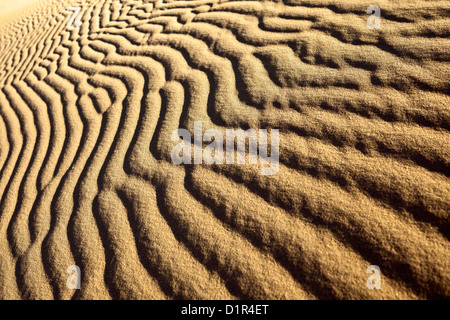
[0, 0, 449, 299]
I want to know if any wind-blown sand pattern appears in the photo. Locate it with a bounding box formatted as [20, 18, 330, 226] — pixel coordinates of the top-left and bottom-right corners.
[0, 0, 449, 300]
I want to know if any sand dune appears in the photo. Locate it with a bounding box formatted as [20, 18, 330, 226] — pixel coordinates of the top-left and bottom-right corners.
[0, 0, 449, 300]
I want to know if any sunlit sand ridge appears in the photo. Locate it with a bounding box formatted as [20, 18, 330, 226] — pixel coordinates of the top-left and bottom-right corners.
[0, 0, 449, 300]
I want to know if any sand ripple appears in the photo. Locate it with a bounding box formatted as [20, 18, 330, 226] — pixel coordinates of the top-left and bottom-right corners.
[0, 0, 449, 299]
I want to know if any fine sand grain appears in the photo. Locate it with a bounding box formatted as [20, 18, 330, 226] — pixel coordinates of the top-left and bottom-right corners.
[0, 0, 449, 300]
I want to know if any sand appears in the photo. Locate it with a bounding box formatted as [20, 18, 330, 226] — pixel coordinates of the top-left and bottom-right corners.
[0, 0, 449, 300]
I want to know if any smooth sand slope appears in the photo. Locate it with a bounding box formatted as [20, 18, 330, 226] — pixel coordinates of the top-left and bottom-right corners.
[0, 0, 449, 300]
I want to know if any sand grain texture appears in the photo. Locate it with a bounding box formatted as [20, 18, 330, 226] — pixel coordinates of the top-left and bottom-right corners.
[0, 0, 449, 300]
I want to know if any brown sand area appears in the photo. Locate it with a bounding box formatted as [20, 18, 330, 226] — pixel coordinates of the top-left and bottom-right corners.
[0, 0, 449, 299]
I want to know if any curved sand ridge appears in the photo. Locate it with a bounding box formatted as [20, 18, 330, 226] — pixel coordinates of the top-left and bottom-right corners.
[0, 0, 449, 300]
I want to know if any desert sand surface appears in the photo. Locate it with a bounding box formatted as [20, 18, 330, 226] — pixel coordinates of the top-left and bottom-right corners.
[0, 0, 449, 300]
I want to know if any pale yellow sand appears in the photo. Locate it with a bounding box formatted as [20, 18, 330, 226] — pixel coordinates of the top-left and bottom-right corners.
[0, 0, 38, 18]
[0, 0, 449, 300]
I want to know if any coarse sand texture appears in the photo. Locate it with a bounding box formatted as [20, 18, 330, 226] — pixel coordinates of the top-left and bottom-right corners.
[0, 0, 449, 300]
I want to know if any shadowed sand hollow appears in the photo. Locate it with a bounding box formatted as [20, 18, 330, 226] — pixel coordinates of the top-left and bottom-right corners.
[0, 0, 449, 300]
